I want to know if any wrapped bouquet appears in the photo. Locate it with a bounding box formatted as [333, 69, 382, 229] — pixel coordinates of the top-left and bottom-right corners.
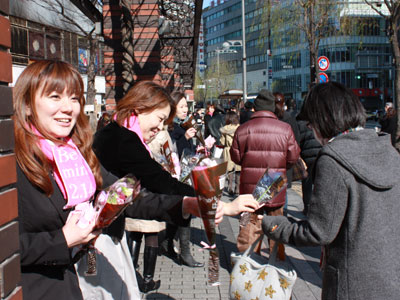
[153, 140, 181, 179]
[240, 169, 287, 227]
[191, 158, 228, 286]
[181, 115, 205, 146]
[179, 149, 205, 184]
[75, 174, 141, 275]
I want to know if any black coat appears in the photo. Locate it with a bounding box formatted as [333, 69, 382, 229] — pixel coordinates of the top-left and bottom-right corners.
[379, 114, 398, 146]
[168, 122, 196, 157]
[17, 164, 86, 300]
[203, 114, 212, 138]
[93, 121, 195, 197]
[297, 120, 322, 170]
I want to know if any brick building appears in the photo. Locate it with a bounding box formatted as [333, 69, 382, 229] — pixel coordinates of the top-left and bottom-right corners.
[0, 0, 21, 299]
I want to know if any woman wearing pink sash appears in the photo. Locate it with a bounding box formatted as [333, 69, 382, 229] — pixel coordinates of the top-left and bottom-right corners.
[14, 61, 236, 300]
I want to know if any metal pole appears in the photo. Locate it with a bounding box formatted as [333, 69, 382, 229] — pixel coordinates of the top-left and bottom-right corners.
[241, 0, 247, 102]
[217, 50, 220, 95]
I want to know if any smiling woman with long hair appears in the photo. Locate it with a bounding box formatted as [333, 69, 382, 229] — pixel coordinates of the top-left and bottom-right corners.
[93, 81, 197, 293]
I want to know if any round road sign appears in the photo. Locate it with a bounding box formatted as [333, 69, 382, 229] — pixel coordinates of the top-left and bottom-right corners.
[319, 72, 329, 83]
[318, 56, 330, 71]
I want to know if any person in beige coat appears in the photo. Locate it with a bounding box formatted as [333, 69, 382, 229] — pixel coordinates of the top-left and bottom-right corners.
[220, 111, 241, 196]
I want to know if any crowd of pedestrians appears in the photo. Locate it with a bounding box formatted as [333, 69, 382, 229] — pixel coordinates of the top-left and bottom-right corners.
[13, 59, 400, 300]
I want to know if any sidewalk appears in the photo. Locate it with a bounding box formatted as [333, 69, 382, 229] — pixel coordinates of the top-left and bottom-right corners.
[138, 182, 322, 299]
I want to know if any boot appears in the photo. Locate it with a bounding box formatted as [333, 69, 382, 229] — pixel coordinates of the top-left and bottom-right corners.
[126, 232, 141, 270]
[139, 246, 161, 293]
[131, 240, 141, 270]
[178, 226, 204, 268]
[158, 226, 178, 259]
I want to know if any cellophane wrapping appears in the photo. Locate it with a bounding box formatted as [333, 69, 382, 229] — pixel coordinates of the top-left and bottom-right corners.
[240, 170, 287, 227]
[191, 159, 227, 286]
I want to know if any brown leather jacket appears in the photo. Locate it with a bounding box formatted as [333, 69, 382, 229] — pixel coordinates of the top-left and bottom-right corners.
[230, 111, 300, 206]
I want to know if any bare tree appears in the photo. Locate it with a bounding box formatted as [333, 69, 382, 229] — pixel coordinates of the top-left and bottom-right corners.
[32, 0, 100, 131]
[260, 0, 337, 83]
[203, 57, 236, 101]
[363, 0, 400, 151]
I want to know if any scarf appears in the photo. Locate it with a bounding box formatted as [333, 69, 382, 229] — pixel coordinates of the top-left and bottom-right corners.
[115, 113, 152, 155]
[33, 127, 96, 209]
[328, 126, 364, 143]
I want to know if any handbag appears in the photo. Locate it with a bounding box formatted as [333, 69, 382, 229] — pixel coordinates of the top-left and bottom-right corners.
[292, 157, 308, 181]
[229, 237, 297, 300]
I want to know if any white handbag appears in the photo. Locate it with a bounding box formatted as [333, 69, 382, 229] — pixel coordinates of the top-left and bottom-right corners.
[229, 237, 297, 300]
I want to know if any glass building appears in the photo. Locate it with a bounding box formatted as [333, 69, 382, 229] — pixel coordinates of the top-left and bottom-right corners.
[202, 0, 392, 110]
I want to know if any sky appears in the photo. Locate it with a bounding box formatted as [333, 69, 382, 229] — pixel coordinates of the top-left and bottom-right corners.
[203, 0, 212, 9]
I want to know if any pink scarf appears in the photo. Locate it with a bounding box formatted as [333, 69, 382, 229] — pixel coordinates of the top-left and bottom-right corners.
[33, 127, 96, 209]
[114, 113, 152, 155]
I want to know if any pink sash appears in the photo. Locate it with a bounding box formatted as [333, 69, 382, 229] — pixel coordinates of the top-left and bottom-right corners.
[114, 113, 152, 155]
[34, 128, 96, 209]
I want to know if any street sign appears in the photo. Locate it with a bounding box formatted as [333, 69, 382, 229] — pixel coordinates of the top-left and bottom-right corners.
[319, 72, 329, 83]
[317, 56, 330, 71]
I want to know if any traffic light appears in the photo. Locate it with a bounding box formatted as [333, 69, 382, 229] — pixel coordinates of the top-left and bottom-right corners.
[356, 75, 361, 79]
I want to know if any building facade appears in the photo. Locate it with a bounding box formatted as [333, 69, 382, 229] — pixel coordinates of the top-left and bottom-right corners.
[202, 0, 392, 110]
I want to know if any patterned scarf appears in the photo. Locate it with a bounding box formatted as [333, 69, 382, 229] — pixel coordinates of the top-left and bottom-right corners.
[328, 126, 364, 143]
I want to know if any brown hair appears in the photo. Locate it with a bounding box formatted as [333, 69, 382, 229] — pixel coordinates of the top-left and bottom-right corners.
[13, 60, 102, 196]
[387, 107, 397, 118]
[225, 111, 239, 125]
[206, 103, 215, 114]
[115, 81, 175, 126]
[170, 91, 186, 106]
[273, 92, 285, 119]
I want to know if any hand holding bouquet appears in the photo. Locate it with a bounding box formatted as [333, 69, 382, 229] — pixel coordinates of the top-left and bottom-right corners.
[240, 169, 287, 227]
[191, 158, 228, 286]
[182, 115, 206, 146]
[74, 174, 141, 275]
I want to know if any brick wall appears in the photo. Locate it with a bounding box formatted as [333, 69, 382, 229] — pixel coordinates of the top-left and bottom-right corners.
[103, 0, 180, 109]
[0, 0, 22, 299]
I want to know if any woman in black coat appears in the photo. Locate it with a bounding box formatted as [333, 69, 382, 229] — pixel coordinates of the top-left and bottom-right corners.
[163, 92, 203, 268]
[93, 82, 201, 292]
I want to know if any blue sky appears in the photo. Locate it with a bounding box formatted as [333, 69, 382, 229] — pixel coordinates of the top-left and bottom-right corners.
[203, 0, 212, 9]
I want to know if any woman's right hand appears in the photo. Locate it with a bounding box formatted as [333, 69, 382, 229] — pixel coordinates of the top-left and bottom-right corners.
[62, 212, 100, 248]
[185, 127, 197, 140]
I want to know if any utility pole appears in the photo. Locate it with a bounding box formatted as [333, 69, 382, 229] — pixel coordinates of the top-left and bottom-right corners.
[241, 0, 247, 102]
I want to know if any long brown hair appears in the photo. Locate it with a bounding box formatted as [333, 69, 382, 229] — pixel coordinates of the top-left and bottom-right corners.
[13, 60, 102, 196]
[115, 81, 175, 126]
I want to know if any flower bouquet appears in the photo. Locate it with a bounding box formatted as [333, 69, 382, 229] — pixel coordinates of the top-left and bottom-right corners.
[153, 140, 181, 179]
[239, 169, 287, 227]
[191, 158, 228, 286]
[179, 149, 205, 184]
[75, 174, 141, 276]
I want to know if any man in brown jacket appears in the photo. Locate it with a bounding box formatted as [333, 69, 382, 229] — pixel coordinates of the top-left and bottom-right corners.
[230, 89, 300, 256]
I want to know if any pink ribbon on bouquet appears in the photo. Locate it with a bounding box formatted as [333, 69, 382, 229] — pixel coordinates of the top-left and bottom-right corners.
[199, 241, 216, 250]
